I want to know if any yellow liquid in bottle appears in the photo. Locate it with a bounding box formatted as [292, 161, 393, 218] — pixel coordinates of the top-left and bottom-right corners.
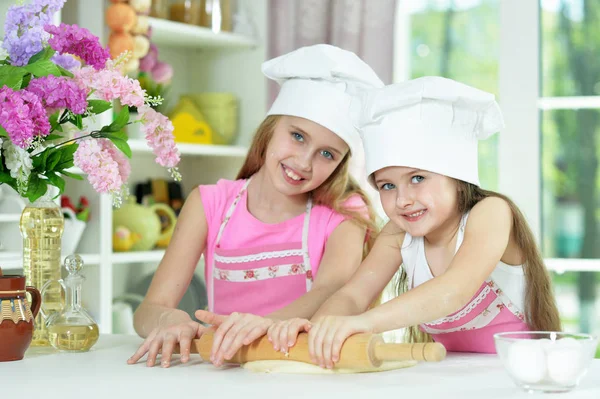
[20, 203, 64, 346]
[48, 324, 99, 352]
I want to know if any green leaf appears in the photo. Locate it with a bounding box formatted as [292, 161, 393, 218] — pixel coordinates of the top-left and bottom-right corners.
[0, 125, 8, 137]
[49, 112, 61, 131]
[45, 172, 65, 194]
[47, 151, 61, 171]
[74, 114, 83, 130]
[57, 65, 74, 78]
[23, 60, 61, 78]
[54, 144, 78, 171]
[32, 148, 51, 170]
[0, 170, 15, 185]
[108, 137, 132, 158]
[25, 174, 48, 203]
[60, 169, 84, 180]
[28, 47, 56, 65]
[20, 73, 31, 89]
[0, 65, 27, 90]
[87, 100, 112, 115]
[44, 133, 63, 141]
[100, 107, 130, 133]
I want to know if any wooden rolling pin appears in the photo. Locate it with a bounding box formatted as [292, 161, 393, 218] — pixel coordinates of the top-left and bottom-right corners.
[178, 331, 446, 369]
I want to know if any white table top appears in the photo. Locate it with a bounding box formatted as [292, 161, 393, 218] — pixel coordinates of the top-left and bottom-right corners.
[2, 334, 599, 398]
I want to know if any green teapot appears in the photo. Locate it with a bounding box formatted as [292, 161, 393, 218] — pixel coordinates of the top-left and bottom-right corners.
[112, 197, 177, 251]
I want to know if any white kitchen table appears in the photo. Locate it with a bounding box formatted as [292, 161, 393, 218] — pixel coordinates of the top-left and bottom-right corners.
[2, 334, 599, 398]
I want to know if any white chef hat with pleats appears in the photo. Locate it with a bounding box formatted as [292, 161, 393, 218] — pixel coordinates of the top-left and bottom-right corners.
[262, 44, 384, 184]
[356, 76, 505, 187]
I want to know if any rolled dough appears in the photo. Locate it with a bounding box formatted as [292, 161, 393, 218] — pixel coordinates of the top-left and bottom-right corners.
[242, 360, 417, 374]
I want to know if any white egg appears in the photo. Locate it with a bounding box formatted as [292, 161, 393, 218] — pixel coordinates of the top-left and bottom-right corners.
[547, 339, 583, 386]
[506, 340, 546, 384]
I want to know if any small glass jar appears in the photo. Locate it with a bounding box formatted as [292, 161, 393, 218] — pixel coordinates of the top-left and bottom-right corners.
[150, 0, 170, 19]
[201, 0, 233, 32]
[170, 0, 202, 25]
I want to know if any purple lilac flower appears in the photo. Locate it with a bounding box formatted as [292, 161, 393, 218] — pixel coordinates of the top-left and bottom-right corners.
[51, 53, 81, 71]
[45, 23, 110, 70]
[2, 0, 66, 66]
[26, 76, 88, 115]
[0, 87, 50, 148]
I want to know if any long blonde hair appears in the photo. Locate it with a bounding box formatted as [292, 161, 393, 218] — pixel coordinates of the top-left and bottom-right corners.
[237, 115, 379, 255]
[397, 181, 562, 343]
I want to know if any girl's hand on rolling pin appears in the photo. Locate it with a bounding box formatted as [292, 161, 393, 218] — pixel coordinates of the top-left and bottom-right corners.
[267, 318, 312, 353]
[195, 310, 274, 367]
[308, 315, 373, 369]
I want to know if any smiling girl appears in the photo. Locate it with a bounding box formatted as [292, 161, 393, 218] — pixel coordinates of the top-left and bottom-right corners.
[127, 45, 383, 368]
[278, 76, 561, 369]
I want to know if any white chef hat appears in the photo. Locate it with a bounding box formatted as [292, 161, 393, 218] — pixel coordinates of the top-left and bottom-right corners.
[263, 44, 384, 159]
[356, 76, 505, 187]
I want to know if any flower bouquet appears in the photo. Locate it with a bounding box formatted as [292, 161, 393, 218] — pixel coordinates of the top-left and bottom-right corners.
[0, 0, 181, 207]
[0, 0, 182, 346]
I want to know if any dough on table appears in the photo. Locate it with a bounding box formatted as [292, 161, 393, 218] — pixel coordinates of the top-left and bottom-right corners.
[242, 360, 417, 374]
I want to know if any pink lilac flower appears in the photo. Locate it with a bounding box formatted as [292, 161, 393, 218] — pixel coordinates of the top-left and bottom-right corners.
[74, 64, 145, 108]
[73, 138, 124, 194]
[45, 23, 110, 70]
[26, 76, 88, 114]
[151, 61, 173, 84]
[0, 87, 50, 148]
[51, 53, 81, 71]
[100, 139, 131, 183]
[138, 105, 181, 171]
[139, 43, 158, 73]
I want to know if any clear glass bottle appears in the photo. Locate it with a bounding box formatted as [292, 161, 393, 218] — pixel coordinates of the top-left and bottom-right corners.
[201, 0, 233, 32]
[20, 194, 64, 346]
[44, 255, 99, 352]
[170, 0, 202, 25]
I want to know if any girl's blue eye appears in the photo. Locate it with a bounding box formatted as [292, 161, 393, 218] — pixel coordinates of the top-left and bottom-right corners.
[321, 150, 333, 160]
[292, 132, 304, 141]
[411, 175, 424, 184]
[379, 183, 395, 191]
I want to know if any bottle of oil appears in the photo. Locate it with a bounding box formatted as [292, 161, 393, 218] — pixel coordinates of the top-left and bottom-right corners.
[45, 254, 99, 352]
[20, 195, 64, 346]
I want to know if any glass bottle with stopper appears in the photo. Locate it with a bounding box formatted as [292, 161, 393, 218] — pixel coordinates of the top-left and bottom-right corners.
[42, 254, 99, 352]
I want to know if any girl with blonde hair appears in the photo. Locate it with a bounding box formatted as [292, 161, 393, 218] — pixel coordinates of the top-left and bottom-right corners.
[128, 44, 383, 368]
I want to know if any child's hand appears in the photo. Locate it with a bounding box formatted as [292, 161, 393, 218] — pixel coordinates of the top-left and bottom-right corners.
[127, 320, 206, 367]
[196, 310, 274, 367]
[266, 318, 311, 353]
[308, 315, 373, 369]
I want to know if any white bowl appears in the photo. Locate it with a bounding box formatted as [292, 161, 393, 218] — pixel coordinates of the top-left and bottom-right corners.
[494, 331, 598, 393]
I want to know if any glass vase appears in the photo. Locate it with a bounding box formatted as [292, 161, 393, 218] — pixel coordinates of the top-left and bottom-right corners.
[19, 194, 64, 346]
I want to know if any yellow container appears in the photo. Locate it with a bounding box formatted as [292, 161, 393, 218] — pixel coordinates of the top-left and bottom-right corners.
[187, 93, 239, 145]
[169, 96, 214, 144]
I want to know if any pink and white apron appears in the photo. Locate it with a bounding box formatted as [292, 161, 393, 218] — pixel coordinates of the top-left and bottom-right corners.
[407, 214, 529, 353]
[207, 179, 314, 316]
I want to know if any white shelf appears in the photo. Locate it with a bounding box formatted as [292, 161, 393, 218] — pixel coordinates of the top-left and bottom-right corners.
[0, 252, 101, 268]
[129, 139, 248, 157]
[0, 214, 21, 222]
[148, 17, 256, 49]
[111, 250, 165, 264]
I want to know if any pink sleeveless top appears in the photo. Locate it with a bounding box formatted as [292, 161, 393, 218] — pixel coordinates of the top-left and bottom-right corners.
[199, 178, 366, 316]
[401, 213, 529, 353]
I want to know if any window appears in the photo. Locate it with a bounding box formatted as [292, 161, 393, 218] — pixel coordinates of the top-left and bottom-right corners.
[540, 0, 600, 335]
[397, 0, 500, 190]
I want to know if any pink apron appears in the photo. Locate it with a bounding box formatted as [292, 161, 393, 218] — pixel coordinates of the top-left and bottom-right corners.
[409, 214, 529, 353]
[417, 278, 529, 353]
[208, 179, 314, 316]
